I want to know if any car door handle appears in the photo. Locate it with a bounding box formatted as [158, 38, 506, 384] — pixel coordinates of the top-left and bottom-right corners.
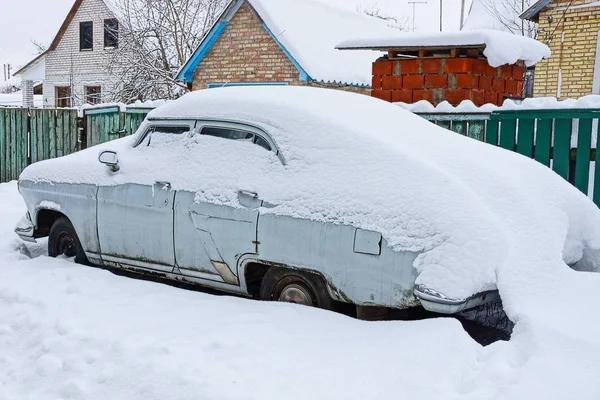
[238, 190, 258, 199]
[155, 181, 172, 189]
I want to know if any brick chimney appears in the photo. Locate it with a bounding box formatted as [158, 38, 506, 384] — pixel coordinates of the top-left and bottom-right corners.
[371, 55, 524, 107]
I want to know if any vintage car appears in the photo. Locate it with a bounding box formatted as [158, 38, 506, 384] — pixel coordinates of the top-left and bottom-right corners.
[16, 86, 592, 316]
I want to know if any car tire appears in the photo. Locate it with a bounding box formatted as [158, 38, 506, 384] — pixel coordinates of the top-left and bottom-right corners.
[259, 267, 334, 310]
[48, 217, 88, 265]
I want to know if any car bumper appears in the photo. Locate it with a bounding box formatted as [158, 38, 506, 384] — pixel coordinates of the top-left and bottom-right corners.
[414, 284, 499, 314]
[14, 213, 36, 243]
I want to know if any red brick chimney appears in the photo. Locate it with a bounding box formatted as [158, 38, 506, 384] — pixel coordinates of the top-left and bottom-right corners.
[371, 55, 524, 107]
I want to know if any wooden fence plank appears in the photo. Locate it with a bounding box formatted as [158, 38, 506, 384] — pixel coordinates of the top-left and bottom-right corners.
[485, 119, 499, 145]
[56, 111, 64, 158]
[31, 109, 38, 164]
[0, 109, 5, 182]
[517, 119, 535, 158]
[499, 119, 517, 151]
[10, 110, 16, 180]
[535, 119, 552, 167]
[553, 118, 572, 179]
[70, 111, 78, 153]
[49, 110, 56, 159]
[575, 118, 593, 194]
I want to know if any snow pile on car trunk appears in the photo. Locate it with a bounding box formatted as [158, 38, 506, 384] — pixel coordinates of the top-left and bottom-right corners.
[20, 86, 600, 305]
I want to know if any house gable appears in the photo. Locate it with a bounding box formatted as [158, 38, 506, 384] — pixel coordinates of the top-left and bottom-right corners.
[43, 0, 122, 106]
[179, 0, 308, 86]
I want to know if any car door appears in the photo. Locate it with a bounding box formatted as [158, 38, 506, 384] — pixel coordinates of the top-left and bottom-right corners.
[96, 123, 194, 273]
[174, 122, 279, 285]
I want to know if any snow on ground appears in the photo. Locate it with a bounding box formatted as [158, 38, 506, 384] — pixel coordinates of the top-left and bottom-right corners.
[1, 182, 600, 399]
[337, 29, 550, 68]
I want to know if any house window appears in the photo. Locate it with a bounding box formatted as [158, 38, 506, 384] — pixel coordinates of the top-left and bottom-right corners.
[55, 86, 71, 108]
[80, 21, 93, 51]
[104, 18, 119, 48]
[85, 86, 102, 105]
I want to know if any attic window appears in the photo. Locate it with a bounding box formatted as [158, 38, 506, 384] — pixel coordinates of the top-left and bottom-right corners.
[80, 21, 93, 51]
[104, 18, 119, 48]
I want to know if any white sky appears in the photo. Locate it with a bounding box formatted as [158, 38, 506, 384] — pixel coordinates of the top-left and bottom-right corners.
[0, 0, 473, 79]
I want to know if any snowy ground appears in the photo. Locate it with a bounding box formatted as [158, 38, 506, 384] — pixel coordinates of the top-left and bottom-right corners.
[1, 180, 600, 399]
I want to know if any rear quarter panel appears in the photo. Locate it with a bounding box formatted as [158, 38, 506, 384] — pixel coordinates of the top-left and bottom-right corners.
[256, 214, 420, 308]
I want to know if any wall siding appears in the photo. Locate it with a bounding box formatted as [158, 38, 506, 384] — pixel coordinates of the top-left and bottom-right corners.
[43, 0, 122, 107]
[191, 3, 369, 95]
[534, 0, 600, 99]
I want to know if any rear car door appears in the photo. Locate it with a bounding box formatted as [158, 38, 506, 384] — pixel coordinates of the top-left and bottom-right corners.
[174, 122, 278, 286]
[97, 124, 194, 273]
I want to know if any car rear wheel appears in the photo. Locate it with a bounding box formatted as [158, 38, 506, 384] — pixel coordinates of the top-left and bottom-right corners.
[259, 267, 334, 310]
[48, 217, 88, 265]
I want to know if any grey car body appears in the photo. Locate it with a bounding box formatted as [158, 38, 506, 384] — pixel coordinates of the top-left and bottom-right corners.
[15, 91, 498, 314]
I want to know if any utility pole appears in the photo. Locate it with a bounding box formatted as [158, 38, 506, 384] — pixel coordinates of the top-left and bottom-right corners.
[439, 0, 443, 31]
[460, 0, 466, 29]
[408, 1, 427, 32]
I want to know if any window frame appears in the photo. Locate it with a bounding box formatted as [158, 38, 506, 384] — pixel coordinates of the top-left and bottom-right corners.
[104, 18, 119, 49]
[55, 86, 72, 108]
[134, 120, 196, 148]
[85, 85, 102, 105]
[79, 21, 94, 51]
[195, 120, 283, 164]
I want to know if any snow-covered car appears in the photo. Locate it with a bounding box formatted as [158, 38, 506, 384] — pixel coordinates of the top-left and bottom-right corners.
[15, 86, 600, 315]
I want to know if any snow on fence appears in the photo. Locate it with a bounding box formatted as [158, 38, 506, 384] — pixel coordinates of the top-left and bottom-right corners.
[2, 105, 600, 207]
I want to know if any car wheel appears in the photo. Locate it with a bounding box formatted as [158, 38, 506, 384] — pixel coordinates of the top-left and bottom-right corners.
[48, 217, 88, 265]
[259, 267, 334, 310]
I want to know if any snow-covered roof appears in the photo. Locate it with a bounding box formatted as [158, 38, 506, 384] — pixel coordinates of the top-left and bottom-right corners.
[177, 0, 400, 86]
[337, 29, 551, 67]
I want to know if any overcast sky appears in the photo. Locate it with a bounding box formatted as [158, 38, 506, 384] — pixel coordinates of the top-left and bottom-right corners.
[0, 0, 473, 78]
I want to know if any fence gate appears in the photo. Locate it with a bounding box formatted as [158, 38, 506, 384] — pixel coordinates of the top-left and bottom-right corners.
[30, 108, 79, 164]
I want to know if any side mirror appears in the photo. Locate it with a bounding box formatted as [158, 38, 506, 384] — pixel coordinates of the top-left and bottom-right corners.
[98, 150, 120, 172]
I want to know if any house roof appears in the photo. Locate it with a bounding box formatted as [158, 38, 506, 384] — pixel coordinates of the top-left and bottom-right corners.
[14, 0, 119, 77]
[176, 0, 399, 87]
[520, 0, 553, 22]
[13, 52, 46, 78]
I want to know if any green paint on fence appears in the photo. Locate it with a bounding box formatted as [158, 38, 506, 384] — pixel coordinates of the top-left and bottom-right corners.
[535, 119, 552, 167]
[553, 119, 572, 179]
[575, 119, 593, 194]
[516, 119, 535, 158]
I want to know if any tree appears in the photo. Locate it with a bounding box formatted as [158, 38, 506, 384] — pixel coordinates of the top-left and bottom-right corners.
[107, 0, 228, 101]
[478, 0, 537, 38]
[357, 1, 410, 31]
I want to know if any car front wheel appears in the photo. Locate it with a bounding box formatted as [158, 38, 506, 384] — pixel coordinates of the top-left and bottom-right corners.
[259, 267, 333, 310]
[48, 217, 88, 265]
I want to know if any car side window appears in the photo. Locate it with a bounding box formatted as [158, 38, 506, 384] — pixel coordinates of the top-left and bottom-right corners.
[141, 125, 190, 146]
[201, 126, 272, 151]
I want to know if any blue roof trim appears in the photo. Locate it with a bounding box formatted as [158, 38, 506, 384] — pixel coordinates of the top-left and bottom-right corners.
[207, 82, 290, 88]
[260, 22, 312, 82]
[177, 21, 229, 82]
[520, 0, 552, 20]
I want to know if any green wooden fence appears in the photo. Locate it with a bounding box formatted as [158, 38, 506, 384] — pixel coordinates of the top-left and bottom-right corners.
[85, 106, 153, 147]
